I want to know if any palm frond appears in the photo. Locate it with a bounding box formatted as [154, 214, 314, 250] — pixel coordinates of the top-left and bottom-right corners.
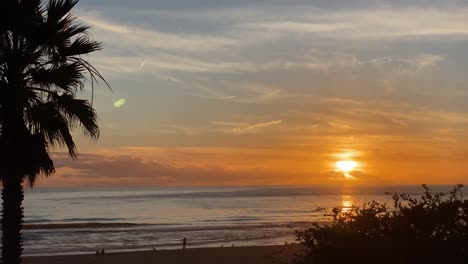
[0, 1, 20, 32]
[50, 93, 99, 140]
[47, 0, 79, 25]
[20, 0, 44, 17]
[70, 57, 112, 105]
[63, 23, 90, 38]
[27, 102, 77, 158]
[25, 133, 55, 186]
[0, 133, 54, 187]
[30, 61, 85, 93]
[60, 36, 101, 57]
[0, 0, 108, 187]
[71, 57, 111, 90]
[18, 0, 44, 26]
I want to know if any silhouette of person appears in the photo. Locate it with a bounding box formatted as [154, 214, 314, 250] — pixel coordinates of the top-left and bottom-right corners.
[183, 237, 187, 249]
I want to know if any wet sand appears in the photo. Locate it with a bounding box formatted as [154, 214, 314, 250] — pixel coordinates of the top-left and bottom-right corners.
[24, 245, 302, 264]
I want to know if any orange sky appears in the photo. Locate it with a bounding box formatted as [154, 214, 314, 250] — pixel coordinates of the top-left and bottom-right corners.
[35, 1, 468, 188]
[38, 134, 468, 187]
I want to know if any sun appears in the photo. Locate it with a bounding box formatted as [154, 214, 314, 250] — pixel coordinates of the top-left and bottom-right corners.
[336, 160, 357, 173]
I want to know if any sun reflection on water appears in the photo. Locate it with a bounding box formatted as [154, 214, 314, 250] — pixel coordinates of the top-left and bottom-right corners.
[341, 196, 354, 213]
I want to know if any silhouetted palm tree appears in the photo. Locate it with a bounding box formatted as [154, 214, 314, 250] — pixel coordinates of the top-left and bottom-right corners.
[0, 1, 107, 263]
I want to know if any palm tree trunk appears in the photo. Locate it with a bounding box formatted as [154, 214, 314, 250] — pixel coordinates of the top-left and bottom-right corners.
[1, 176, 24, 264]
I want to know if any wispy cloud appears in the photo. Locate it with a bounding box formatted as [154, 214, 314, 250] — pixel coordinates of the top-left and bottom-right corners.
[241, 21, 350, 33]
[153, 125, 200, 136]
[327, 122, 354, 130]
[80, 13, 240, 53]
[81, 8, 447, 83]
[361, 55, 444, 68]
[215, 120, 283, 135]
[92, 51, 443, 82]
[242, 8, 468, 39]
[93, 55, 257, 74]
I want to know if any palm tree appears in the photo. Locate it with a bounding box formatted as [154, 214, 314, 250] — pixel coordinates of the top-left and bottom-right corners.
[0, 1, 107, 263]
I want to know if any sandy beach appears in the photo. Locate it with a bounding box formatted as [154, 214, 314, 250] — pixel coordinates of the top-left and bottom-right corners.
[23, 245, 300, 264]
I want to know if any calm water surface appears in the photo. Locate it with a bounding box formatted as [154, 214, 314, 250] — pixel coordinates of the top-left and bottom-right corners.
[21, 185, 454, 255]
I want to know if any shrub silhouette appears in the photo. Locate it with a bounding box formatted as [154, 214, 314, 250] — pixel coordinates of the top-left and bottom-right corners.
[295, 185, 468, 264]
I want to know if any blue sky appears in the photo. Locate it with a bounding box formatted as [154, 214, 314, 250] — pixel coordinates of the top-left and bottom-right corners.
[42, 0, 468, 187]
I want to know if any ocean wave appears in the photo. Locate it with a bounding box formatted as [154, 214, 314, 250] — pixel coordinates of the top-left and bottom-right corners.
[25, 217, 127, 224]
[23, 222, 181, 230]
[23, 222, 148, 230]
[55, 186, 442, 201]
[58, 189, 322, 200]
[200, 216, 265, 222]
[59, 217, 127, 222]
[23, 221, 318, 231]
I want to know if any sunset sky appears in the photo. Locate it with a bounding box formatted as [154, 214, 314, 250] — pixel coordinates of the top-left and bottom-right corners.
[39, 0, 468, 187]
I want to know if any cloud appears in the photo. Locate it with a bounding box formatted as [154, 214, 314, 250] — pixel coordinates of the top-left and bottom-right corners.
[90, 54, 256, 76]
[243, 120, 283, 129]
[43, 150, 331, 187]
[153, 125, 199, 135]
[327, 122, 354, 130]
[172, 81, 289, 105]
[131, 5, 468, 40]
[49, 153, 245, 186]
[323, 98, 468, 126]
[79, 6, 450, 81]
[242, 8, 468, 39]
[258, 51, 360, 72]
[397, 54, 444, 69]
[361, 54, 444, 68]
[260, 52, 444, 74]
[79, 13, 240, 53]
[323, 170, 379, 182]
[80, 8, 447, 86]
[215, 120, 283, 135]
[241, 21, 350, 33]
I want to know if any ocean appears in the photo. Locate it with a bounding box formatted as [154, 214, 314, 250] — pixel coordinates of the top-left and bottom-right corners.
[21, 185, 458, 256]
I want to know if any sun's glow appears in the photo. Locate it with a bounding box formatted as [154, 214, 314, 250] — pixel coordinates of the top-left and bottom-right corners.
[336, 160, 357, 173]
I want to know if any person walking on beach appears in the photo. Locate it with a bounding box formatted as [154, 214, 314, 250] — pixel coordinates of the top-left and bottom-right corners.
[183, 237, 187, 250]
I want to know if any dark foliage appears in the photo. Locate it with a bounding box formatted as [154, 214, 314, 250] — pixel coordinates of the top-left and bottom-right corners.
[0, 1, 106, 263]
[296, 185, 468, 264]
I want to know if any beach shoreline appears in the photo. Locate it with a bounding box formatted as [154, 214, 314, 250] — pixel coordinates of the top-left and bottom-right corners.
[23, 245, 301, 264]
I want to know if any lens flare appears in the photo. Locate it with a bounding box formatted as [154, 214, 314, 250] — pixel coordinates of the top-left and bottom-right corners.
[113, 98, 126, 108]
